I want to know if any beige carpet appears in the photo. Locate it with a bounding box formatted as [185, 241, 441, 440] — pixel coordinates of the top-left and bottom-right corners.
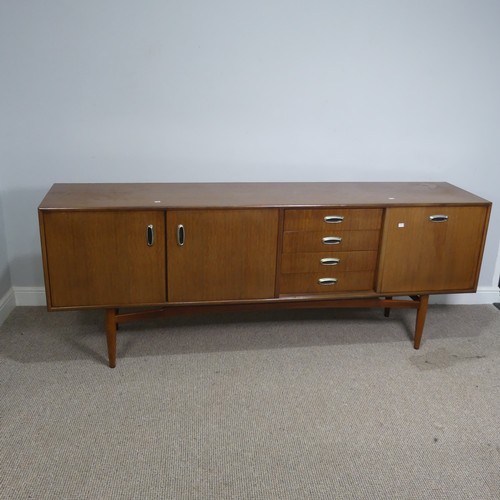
[1, 305, 499, 499]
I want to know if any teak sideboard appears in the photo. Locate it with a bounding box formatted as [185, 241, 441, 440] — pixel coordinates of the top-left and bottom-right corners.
[38, 182, 491, 367]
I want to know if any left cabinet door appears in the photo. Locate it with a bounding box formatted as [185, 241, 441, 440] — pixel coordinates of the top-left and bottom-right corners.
[41, 211, 166, 308]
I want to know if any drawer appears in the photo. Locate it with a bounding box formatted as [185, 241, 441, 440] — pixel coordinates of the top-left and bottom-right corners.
[282, 230, 380, 253]
[280, 271, 375, 294]
[284, 208, 382, 231]
[281, 251, 377, 274]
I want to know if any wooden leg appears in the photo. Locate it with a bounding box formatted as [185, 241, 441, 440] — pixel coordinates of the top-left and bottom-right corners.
[413, 295, 429, 350]
[384, 296, 393, 317]
[105, 308, 118, 368]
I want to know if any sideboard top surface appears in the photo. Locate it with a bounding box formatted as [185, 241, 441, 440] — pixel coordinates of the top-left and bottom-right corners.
[39, 182, 491, 210]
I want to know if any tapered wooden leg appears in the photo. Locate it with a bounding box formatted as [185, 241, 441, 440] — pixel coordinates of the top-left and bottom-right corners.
[413, 295, 429, 349]
[105, 309, 118, 368]
[384, 296, 393, 317]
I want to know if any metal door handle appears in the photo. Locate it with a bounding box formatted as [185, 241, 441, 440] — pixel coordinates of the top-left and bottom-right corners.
[324, 216, 344, 224]
[320, 258, 340, 266]
[147, 224, 154, 246]
[177, 224, 185, 246]
[322, 236, 342, 245]
[318, 278, 338, 285]
[429, 215, 448, 222]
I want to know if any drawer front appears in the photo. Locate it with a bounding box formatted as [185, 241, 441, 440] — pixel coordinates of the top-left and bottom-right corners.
[283, 230, 380, 253]
[281, 251, 377, 274]
[280, 271, 375, 294]
[284, 208, 382, 231]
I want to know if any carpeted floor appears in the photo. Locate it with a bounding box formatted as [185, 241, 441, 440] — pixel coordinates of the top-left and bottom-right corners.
[1, 305, 499, 499]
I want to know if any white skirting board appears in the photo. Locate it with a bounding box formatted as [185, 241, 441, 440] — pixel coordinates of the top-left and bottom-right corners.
[0, 285, 498, 311]
[0, 288, 16, 326]
[428, 287, 499, 305]
[13, 287, 47, 306]
[0, 286, 498, 328]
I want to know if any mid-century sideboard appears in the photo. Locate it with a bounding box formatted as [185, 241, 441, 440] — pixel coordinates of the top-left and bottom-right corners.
[38, 182, 491, 367]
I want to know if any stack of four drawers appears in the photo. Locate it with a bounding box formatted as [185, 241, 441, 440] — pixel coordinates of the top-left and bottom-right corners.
[280, 208, 383, 295]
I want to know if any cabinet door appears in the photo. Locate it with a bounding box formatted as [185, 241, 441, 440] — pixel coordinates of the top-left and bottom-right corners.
[377, 206, 488, 294]
[167, 209, 279, 302]
[42, 211, 166, 308]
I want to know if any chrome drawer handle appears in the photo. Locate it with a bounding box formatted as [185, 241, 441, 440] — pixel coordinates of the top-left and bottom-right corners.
[320, 257, 340, 266]
[429, 215, 448, 222]
[177, 224, 185, 246]
[318, 278, 337, 285]
[322, 236, 342, 245]
[324, 215, 344, 224]
[147, 224, 154, 246]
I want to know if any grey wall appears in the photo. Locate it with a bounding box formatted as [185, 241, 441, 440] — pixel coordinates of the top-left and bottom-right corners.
[0, 190, 12, 297]
[1, 0, 499, 290]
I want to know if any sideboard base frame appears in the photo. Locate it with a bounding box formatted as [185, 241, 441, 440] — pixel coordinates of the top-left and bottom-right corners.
[104, 294, 429, 368]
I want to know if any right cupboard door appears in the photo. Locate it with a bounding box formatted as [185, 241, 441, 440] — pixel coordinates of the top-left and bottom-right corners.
[377, 206, 489, 294]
